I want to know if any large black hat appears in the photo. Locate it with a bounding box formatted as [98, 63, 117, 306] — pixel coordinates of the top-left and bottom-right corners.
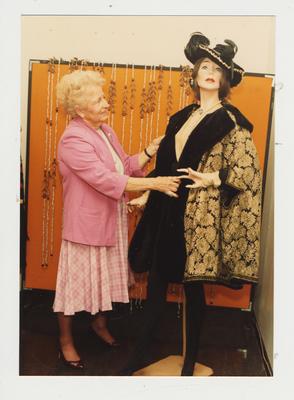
[184, 32, 244, 87]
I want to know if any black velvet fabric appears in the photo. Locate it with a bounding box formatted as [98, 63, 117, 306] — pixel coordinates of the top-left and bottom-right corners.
[223, 103, 253, 133]
[128, 103, 253, 283]
[219, 168, 241, 208]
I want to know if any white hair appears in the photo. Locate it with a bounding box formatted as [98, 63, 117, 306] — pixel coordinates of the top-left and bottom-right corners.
[56, 70, 105, 117]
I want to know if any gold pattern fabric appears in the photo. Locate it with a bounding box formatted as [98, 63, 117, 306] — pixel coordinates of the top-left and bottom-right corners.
[184, 111, 262, 283]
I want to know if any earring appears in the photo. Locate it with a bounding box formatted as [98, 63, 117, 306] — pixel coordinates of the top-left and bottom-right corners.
[189, 78, 195, 89]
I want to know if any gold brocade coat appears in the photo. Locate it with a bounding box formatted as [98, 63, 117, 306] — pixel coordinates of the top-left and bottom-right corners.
[184, 110, 262, 284]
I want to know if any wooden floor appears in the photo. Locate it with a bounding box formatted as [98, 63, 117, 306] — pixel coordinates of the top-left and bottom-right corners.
[19, 290, 268, 376]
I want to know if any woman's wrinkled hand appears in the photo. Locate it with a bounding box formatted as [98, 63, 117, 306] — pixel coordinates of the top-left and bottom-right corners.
[177, 168, 221, 189]
[127, 191, 150, 213]
[154, 176, 181, 197]
[146, 135, 164, 157]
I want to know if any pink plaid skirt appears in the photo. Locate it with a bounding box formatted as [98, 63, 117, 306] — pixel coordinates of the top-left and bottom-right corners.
[53, 202, 133, 315]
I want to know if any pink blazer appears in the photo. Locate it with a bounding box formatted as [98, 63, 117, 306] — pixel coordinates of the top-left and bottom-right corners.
[58, 117, 144, 246]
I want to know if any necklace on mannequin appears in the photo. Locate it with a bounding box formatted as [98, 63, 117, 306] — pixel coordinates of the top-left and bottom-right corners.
[196, 99, 222, 116]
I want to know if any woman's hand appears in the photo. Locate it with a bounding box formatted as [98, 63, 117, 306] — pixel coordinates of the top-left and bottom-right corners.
[154, 176, 181, 197]
[145, 135, 164, 157]
[177, 168, 221, 188]
[127, 191, 150, 212]
[127, 176, 180, 213]
[125, 175, 180, 196]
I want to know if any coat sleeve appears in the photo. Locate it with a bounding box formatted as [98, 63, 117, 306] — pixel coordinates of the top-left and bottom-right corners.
[221, 126, 262, 208]
[220, 125, 262, 282]
[105, 125, 145, 177]
[139, 115, 177, 179]
[58, 132, 129, 200]
[122, 153, 145, 177]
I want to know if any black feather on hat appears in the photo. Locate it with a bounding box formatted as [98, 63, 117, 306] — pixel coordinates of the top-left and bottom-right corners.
[184, 32, 244, 87]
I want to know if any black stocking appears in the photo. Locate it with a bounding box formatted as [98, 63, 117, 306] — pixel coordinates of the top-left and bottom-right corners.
[119, 268, 168, 374]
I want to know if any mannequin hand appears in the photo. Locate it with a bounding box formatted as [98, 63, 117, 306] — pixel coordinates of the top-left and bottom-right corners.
[127, 191, 150, 212]
[177, 168, 221, 189]
[146, 135, 164, 157]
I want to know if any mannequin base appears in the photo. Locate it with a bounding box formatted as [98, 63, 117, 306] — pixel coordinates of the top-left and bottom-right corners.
[132, 355, 214, 376]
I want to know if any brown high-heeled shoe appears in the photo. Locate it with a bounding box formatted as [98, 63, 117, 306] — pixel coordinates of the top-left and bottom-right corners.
[88, 326, 120, 348]
[58, 348, 85, 369]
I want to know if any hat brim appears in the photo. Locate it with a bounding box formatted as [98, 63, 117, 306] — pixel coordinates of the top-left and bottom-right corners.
[186, 44, 244, 87]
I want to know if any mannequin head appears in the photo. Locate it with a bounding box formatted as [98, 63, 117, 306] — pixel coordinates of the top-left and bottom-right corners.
[191, 57, 231, 102]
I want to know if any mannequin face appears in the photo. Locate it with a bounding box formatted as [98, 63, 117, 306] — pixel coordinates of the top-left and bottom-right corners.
[196, 58, 223, 92]
[76, 86, 109, 128]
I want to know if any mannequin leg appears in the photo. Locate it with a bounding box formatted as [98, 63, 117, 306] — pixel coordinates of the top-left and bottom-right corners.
[119, 268, 168, 374]
[181, 282, 206, 376]
[58, 312, 81, 362]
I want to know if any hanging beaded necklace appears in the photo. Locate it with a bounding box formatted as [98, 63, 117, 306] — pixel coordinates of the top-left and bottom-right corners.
[128, 64, 136, 154]
[41, 58, 55, 268]
[49, 58, 61, 257]
[121, 63, 129, 149]
[139, 65, 147, 152]
[155, 64, 164, 139]
[166, 67, 173, 124]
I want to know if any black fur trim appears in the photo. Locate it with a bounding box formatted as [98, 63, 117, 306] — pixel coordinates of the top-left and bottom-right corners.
[222, 103, 253, 132]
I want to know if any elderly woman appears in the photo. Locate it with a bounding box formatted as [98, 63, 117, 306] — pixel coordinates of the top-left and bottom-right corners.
[53, 70, 180, 369]
[123, 32, 261, 376]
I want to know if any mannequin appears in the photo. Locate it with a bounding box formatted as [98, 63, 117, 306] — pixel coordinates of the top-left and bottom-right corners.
[121, 32, 261, 376]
